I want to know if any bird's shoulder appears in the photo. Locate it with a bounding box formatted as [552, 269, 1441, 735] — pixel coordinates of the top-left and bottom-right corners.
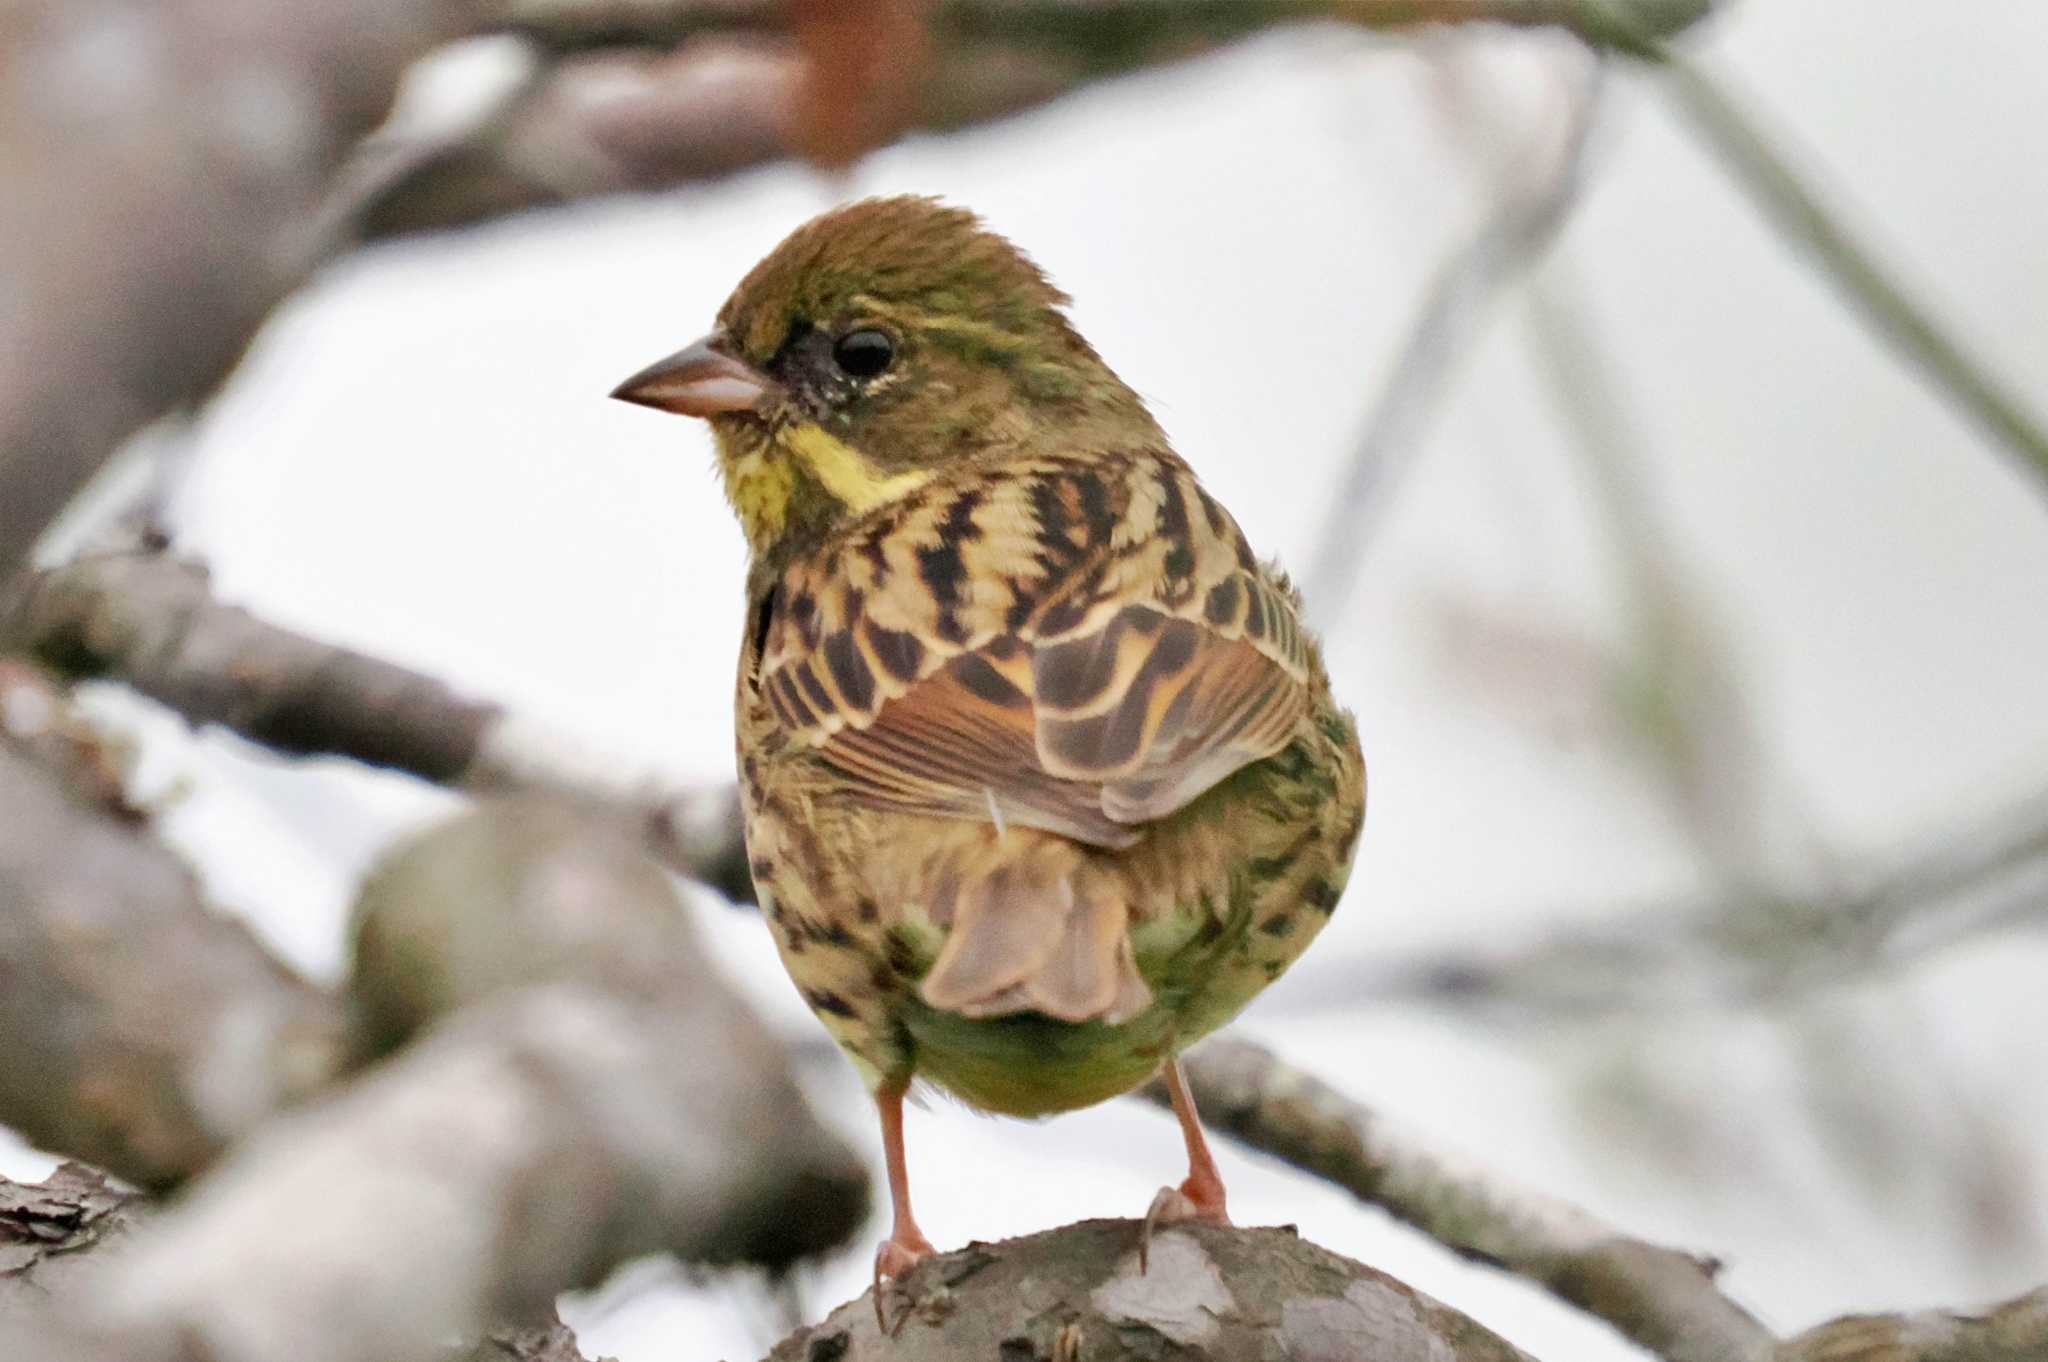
[749, 446, 1310, 729]
[736, 446, 1319, 845]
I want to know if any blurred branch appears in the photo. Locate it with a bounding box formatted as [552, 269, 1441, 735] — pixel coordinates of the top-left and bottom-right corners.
[1522, 270, 1796, 891]
[0, 0, 1714, 577]
[343, 0, 1714, 241]
[1153, 1038, 1776, 1362]
[1777, 1289, 2048, 1362]
[1335, 783, 2048, 1019]
[6, 986, 853, 1362]
[0, 1165, 607, 1360]
[498, 0, 1715, 52]
[1, 550, 755, 904]
[0, 664, 351, 1190]
[1305, 47, 1603, 620]
[0, 800, 865, 1362]
[0, 0, 488, 579]
[1598, 4, 2048, 495]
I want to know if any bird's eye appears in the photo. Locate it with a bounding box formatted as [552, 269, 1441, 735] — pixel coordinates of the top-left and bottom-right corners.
[832, 329, 895, 379]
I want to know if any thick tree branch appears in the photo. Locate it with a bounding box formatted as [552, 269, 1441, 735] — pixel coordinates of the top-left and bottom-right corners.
[0, 666, 351, 1190]
[0, 1165, 612, 1362]
[1, 551, 754, 903]
[763, 1220, 1540, 1361]
[0, 800, 864, 1362]
[1156, 1038, 1776, 1362]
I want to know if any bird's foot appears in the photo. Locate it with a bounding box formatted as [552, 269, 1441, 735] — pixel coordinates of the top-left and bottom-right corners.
[871, 1225, 936, 1335]
[1138, 1175, 1230, 1273]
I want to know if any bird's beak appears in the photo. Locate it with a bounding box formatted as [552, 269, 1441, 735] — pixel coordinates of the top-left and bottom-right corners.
[609, 334, 781, 417]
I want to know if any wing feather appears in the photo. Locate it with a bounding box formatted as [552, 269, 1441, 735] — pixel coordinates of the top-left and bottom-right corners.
[751, 450, 1312, 846]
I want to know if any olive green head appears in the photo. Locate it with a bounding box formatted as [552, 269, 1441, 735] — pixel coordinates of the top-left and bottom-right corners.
[611, 196, 1159, 557]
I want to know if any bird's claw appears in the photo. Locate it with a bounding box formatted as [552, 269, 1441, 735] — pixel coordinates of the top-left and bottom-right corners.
[1138, 1180, 1230, 1273]
[871, 1229, 936, 1335]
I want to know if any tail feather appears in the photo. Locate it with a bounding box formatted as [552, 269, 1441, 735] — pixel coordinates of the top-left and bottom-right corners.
[917, 837, 1153, 1025]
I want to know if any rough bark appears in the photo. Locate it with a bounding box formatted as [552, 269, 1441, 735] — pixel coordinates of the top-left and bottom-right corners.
[763, 1220, 1539, 1362]
[0, 1164, 136, 1327]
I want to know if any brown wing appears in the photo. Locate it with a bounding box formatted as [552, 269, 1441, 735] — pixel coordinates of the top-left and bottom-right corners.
[752, 451, 1311, 848]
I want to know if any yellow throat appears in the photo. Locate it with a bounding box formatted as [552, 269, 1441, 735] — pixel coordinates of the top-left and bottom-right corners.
[721, 420, 933, 550]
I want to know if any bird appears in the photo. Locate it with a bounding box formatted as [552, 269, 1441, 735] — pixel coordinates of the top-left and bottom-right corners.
[611, 195, 1365, 1310]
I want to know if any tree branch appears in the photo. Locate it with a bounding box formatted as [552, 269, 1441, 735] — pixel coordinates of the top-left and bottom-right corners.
[1777, 1289, 2048, 1362]
[1320, 782, 2048, 1019]
[1304, 44, 1603, 620]
[0, 1165, 613, 1362]
[1595, 2, 2048, 496]
[0, 0, 488, 578]
[1154, 1038, 1774, 1362]
[763, 1219, 1541, 1361]
[1, 551, 754, 903]
[0, 665, 352, 1190]
[345, 0, 1713, 241]
[0, 798, 864, 1362]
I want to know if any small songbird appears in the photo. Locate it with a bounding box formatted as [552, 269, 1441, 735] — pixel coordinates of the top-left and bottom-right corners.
[612, 197, 1365, 1301]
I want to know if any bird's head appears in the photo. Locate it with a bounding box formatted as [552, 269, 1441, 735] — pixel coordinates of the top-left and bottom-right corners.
[612, 196, 1158, 560]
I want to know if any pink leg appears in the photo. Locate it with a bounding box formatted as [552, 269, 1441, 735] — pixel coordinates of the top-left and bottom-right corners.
[1141, 1056, 1231, 1270]
[871, 1079, 935, 1330]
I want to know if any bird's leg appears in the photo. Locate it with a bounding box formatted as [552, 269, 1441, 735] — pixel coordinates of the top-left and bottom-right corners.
[871, 1078, 935, 1332]
[1140, 1055, 1230, 1271]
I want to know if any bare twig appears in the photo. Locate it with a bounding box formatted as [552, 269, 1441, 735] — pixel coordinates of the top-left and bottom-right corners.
[1594, 3, 2048, 495]
[1305, 48, 1604, 620]
[1311, 782, 2048, 1019]
[1520, 268, 1806, 893]
[1, 551, 754, 903]
[1155, 1038, 1776, 1362]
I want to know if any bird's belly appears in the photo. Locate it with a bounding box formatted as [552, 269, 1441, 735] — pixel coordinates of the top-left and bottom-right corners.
[894, 859, 1304, 1117]
[898, 997, 1180, 1118]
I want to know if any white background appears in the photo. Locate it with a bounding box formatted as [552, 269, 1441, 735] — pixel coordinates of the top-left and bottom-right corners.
[10, 4, 2048, 1358]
